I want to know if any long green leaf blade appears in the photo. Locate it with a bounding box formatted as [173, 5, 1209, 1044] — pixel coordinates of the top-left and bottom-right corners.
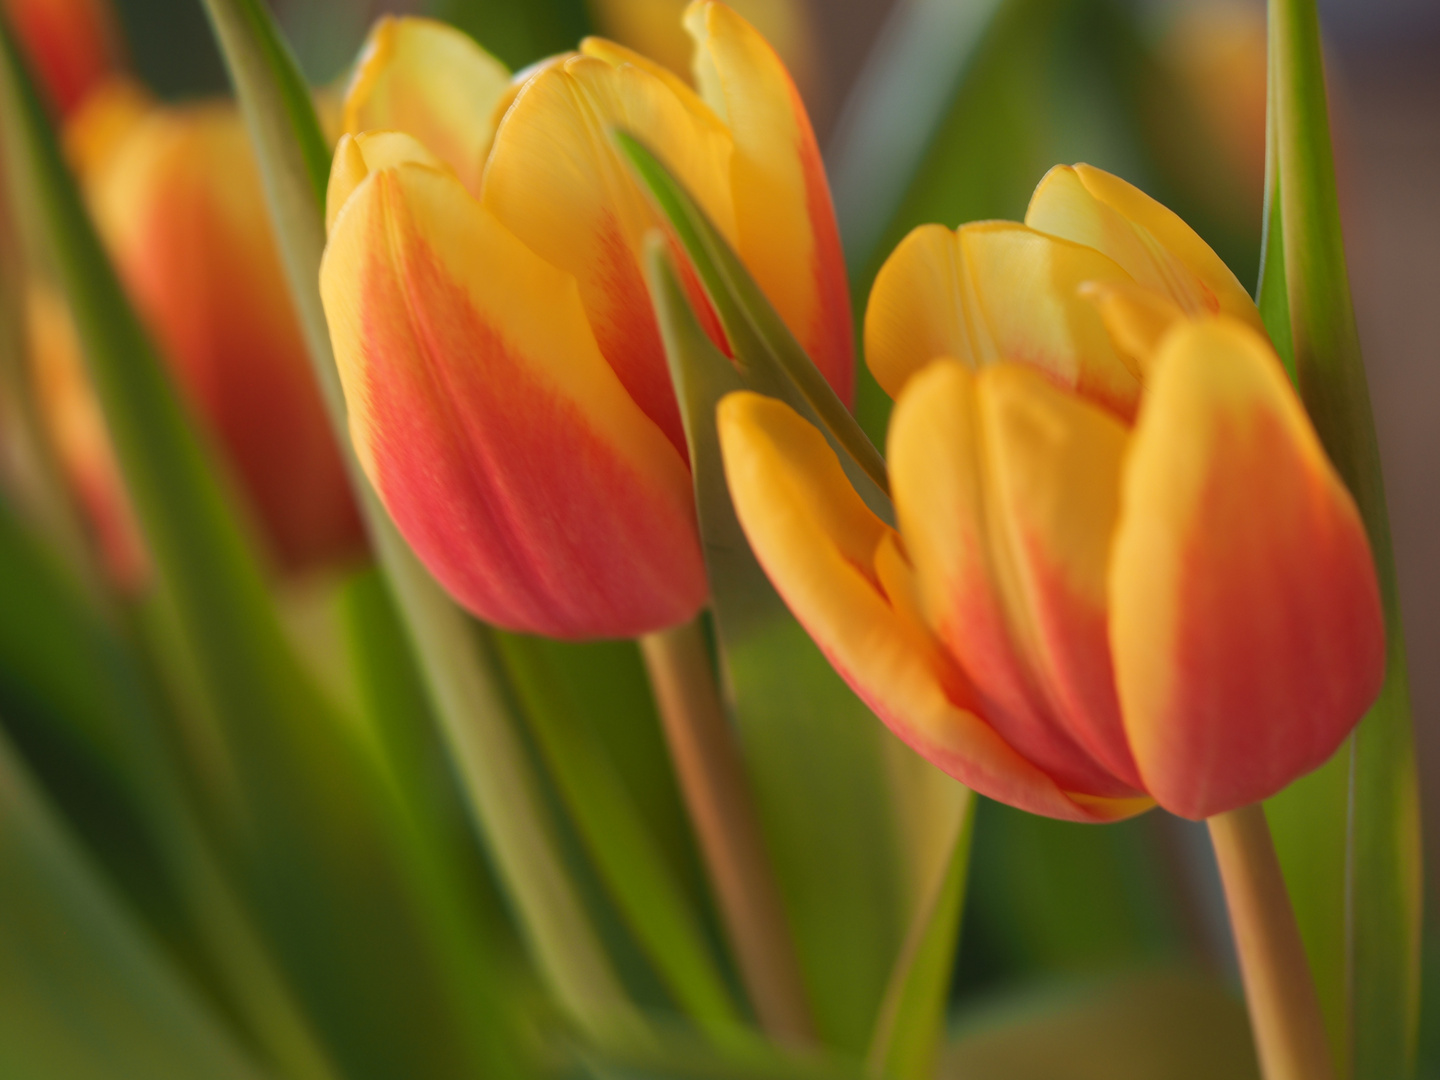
[1262, 2, 1422, 1077]
[866, 789, 975, 1080]
[194, 0, 639, 1044]
[0, 724, 268, 1080]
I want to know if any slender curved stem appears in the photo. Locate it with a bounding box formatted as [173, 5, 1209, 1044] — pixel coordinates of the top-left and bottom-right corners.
[1208, 803, 1336, 1080]
[640, 619, 814, 1045]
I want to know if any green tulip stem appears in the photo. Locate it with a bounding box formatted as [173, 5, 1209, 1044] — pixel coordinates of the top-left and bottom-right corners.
[639, 618, 814, 1044]
[1208, 803, 1336, 1080]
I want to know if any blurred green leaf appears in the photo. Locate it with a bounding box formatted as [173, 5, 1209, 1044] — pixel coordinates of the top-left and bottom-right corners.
[943, 971, 1260, 1080]
[965, 806, 1183, 982]
[0, 723, 268, 1080]
[616, 131, 890, 519]
[196, 0, 641, 1045]
[645, 236, 913, 1054]
[867, 790, 975, 1080]
[426, 0, 591, 71]
[495, 629, 746, 1037]
[1258, 1, 1422, 1077]
[0, 13, 523, 1075]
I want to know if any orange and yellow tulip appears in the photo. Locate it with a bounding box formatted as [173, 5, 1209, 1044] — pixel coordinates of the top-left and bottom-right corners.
[68, 81, 366, 576]
[3, 0, 118, 116]
[321, 3, 851, 638]
[719, 164, 1385, 822]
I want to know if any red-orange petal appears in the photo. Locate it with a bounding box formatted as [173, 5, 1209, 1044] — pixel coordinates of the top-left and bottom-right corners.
[3, 0, 118, 117]
[888, 359, 1145, 800]
[483, 51, 736, 457]
[321, 159, 706, 638]
[1110, 317, 1385, 818]
[685, 1, 853, 403]
[84, 103, 365, 574]
[718, 390, 1143, 822]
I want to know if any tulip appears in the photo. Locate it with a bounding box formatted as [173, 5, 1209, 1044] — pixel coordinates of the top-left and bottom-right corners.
[321, 3, 852, 638]
[3, 0, 118, 117]
[719, 164, 1385, 821]
[69, 81, 366, 576]
[26, 281, 148, 590]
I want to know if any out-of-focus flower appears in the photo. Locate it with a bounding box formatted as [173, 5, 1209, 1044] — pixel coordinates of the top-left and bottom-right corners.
[2, 0, 119, 116]
[27, 281, 148, 590]
[68, 81, 366, 576]
[588, 0, 819, 115]
[1159, 1, 1268, 205]
[321, 2, 851, 638]
[719, 164, 1386, 822]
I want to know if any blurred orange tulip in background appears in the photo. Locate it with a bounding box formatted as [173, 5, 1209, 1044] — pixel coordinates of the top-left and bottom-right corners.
[321, 2, 851, 638]
[720, 164, 1386, 822]
[54, 80, 367, 578]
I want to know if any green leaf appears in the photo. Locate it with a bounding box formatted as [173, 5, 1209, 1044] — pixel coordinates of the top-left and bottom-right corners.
[0, 723, 268, 1080]
[494, 629, 746, 1037]
[0, 15, 524, 1076]
[615, 130, 891, 518]
[866, 789, 975, 1080]
[646, 238, 915, 1054]
[424, 0, 592, 71]
[194, 0, 640, 1044]
[1260, 2, 1421, 1077]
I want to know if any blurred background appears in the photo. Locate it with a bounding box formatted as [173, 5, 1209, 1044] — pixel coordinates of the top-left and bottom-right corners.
[9, 0, 1438, 1073]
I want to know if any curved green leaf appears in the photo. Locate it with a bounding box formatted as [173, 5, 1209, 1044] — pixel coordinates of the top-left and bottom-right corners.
[0, 724, 268, 1080]
[1259, 2, 1422, 1077]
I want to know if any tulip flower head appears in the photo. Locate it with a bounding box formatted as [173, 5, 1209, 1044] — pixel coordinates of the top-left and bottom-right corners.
[720, 164, 1385, 821]
[321, 3, 852, 638]
[69, 82, 367, 576]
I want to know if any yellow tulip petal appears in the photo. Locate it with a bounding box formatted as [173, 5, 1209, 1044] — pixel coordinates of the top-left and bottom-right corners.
[1079, 279, 1185, 380]
[321, 160, 705, 637]
[1110, 317, 1385, 818]
[889, 360, 1143, 799]
[719, 390, 1138, 822]
[326, 130, 443, 235]
[685, 2, 853, 403]
[343, 16, 510, 194]
[484, 52, 736, 455]
[1025, 164, 1262, 330]
[865, 222, 1142, 418]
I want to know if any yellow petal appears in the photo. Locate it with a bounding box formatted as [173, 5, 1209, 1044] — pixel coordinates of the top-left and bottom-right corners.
[342, 16, 511, 195]
[484, 51, 736, 454]
[1110, 317, 1385, 818]
[1025, 164, 1263, 330]
[685, 1, 853, 402]
[865, 222, 1142, 418]
[320, 159, 705, 637]
[1079, 279, 1185, 380]
[719, 390, 1136, 821]
[889, 360, 1145, 799]
[327, 129, 444, 234]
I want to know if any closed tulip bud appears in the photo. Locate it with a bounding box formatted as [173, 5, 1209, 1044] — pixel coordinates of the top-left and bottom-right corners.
[321, 2, 852, 638]
[26, 282, 148, 591]
[70, 83, 366, 576]
[3, 0, 119, 117]
[719, 164, 1385, 822]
